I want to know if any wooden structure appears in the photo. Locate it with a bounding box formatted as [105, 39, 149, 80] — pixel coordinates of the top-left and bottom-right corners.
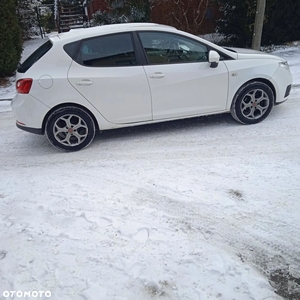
[55, 0, 86, 32]
[55, 0, 221, 35]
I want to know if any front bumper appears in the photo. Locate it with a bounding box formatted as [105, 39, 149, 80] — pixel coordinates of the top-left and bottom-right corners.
[275, 84, 292, 106]
[271, 66, 293, 104]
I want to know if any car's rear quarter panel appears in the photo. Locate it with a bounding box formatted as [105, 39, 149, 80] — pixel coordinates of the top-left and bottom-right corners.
[20, 40, 118, 131]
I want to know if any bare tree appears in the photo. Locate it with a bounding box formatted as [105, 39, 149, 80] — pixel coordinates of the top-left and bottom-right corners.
[153, 0, 209, 35]
[252, 0, 266, 50]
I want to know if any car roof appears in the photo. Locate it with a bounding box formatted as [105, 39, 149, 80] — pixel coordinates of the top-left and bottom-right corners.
[50, 23, 177, 43]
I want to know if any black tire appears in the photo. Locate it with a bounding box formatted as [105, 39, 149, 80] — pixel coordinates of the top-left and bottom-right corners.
[230, 81, 274, 124]
[45, 106, 96, 151]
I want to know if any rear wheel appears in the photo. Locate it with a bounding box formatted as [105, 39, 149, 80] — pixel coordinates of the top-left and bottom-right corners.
[45, 106, 96, 151]
[231, 82, 274, 124]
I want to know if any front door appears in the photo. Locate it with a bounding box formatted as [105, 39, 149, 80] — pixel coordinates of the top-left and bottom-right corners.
[139, 31, 229, 120]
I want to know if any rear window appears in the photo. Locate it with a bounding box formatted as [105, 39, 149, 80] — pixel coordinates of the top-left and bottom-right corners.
[18, 40, 52, 73]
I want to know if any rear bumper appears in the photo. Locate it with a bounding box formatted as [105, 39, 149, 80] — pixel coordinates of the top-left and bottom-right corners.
[11, 93, 49, 132]
[16, 122, 43, 135]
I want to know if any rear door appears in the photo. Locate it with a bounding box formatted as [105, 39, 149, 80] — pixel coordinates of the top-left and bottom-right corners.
[68, 32, 152, 124]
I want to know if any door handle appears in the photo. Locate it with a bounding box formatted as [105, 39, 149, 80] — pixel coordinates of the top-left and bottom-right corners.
[76, 79, 93, 86]
[149, 73, 165, 79]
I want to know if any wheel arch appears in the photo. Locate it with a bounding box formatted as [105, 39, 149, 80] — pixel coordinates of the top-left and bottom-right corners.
[42, 103, 100, 134]
[235, 78, 276, 103]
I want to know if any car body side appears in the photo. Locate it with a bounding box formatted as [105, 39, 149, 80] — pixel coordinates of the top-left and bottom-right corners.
[12, 25, 292, 134]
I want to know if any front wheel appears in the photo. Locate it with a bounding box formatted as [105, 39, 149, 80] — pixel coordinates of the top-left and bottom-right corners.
[45, 106, 96, 151]
[230, 82, 274, 124]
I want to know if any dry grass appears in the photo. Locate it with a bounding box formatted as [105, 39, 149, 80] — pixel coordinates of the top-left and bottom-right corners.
[228, 189, 244, 200]
[0, 77, 10, 87]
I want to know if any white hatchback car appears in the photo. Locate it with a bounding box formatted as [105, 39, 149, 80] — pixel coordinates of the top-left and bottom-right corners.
[12, 23, 292, 151]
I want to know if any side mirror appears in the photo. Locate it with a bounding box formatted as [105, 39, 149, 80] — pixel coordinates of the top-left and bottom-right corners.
[209, 50, 220, 68]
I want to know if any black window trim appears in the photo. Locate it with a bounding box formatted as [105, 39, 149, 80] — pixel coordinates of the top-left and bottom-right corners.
[63, 30, 235, 68]
[132, 31, 148, 65]
[206, 45, 235, 61]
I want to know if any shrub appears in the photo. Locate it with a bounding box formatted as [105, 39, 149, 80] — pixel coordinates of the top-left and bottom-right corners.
[92, 0, 150, 26]
[0, 0, 23, 77]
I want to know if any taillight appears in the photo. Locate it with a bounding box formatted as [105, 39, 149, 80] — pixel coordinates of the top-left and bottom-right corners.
[16, 78, 33, 94]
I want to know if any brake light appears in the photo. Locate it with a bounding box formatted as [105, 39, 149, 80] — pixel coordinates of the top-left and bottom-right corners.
[16, 78, 33, 94]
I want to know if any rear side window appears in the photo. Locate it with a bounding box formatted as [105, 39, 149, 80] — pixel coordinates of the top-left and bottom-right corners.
[64, 41, 80, 59]
[75, 33, 137, 67]
[18, 40, 52, 73]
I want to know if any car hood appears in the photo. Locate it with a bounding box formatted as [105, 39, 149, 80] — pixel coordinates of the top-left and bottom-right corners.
[224, 47, 284, 61]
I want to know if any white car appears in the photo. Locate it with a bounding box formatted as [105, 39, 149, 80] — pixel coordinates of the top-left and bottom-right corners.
[12, 23, 293, 151]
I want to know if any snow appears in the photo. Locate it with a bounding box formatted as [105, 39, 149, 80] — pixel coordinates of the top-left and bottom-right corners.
[1, 38, 300, 300]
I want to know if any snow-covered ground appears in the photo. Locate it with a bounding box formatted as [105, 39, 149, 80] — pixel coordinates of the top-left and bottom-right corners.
[0, 38, 300, 300]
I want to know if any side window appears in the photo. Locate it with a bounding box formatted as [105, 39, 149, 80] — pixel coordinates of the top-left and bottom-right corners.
[64, 41, 80, 59]
[77, 33, 137, 67]
[139, 32, 208, 65]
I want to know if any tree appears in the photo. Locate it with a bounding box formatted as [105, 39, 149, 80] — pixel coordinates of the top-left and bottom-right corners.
[154, 0, 209, 35]
[215, 0, 300, 47]
[93, 0, 151, 25]
[110, 0, 150, 22]
[214, 0, 255, 47]
[251, 0, 266, 50]
[262, 0, 300, 45]
[17, 0, 41, 39]
[0, 0, 23, 77]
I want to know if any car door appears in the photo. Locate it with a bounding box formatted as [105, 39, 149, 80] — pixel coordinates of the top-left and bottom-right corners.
[68, 32, 152, 124]
[138, 31, 229, 120]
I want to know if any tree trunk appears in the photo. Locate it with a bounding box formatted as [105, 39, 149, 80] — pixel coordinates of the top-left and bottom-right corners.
[252, 0, 266, 50]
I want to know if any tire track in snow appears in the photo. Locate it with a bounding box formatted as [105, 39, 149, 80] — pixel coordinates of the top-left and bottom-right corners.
[129, 186, 300, 298]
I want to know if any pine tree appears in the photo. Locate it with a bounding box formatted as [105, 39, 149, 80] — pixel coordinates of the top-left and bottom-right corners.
[214, 0, 300, 47]
[17, 0, 42, 39]
[214, 0, 255, 47]
[263, 0, 300, 45]
[0, 0, 23, 77]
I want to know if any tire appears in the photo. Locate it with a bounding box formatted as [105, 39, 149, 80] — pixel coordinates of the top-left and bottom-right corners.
[45, 106, 96, 151]
[230, 81, 274, 124]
